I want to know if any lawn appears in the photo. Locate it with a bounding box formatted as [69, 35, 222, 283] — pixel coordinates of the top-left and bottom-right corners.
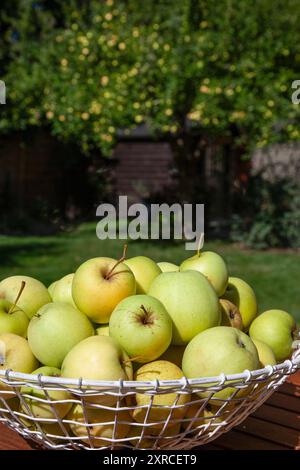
[0, 222, 299, 322]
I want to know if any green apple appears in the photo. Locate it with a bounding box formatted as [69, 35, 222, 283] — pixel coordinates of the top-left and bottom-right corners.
[52, 274, 76, 308]
[48, 281, 58, 300]
[5, 396, 20, 412]
[0, 299, 29, 337]
[95, 324, 110, 336]
[158, 423, 182, 449]
[158, 345, 185, 368]
[182, 400, 222, 431]
[68, 403, 131, 448]
[157, 262, 179, 273]
[180, 251, 228, 297]
[42, 421, 70, 441]
[28, 302, 94, 368]
[132, 360, 191, 426]
[124, 256, 161, 294]
[109, 294, 172, 363]
[223, 277, 257, 331]
[21, 420, 70, 442]
[21, 366, 72, 419]
[182, 326, 260, 399]
[249, 310, 296, 362]
[251, 339, 276, 367]
[220, 299, 243, 330]
[72, 256, 136, 323]
[0, 333, 39, 399]
[61, 336, 133, 405]
[0, 276, 51, 319]
[148, 271, 220, 345]
[128, 422, 181, 449]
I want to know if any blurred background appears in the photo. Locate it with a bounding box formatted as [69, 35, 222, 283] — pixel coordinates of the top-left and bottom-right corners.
[0, 0, 299, 319]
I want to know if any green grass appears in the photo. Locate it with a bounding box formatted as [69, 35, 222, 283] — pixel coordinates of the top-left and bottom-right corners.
[0, 222, 299, 321]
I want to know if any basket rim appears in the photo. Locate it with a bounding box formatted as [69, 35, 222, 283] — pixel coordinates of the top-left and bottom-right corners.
[1, 348, 299, 389]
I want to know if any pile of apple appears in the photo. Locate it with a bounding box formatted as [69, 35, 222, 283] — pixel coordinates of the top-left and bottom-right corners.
[0, 244, 297, 448]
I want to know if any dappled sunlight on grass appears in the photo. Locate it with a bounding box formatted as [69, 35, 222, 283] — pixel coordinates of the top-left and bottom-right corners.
[0, 222, 299, 321]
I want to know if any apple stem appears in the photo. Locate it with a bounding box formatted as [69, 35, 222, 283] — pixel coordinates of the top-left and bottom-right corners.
[123, 355, 142, 364]
[8, 281, 26, 314]
[140, 305, 148, 315]
[196, 233, 204, 257]
[105, 244, 128, 280]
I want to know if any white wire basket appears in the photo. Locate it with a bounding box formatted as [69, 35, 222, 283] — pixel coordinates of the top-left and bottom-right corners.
[1, 341, 299, 450]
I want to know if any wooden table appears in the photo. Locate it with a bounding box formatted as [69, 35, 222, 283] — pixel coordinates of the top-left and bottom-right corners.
[1, 372, 299, 451]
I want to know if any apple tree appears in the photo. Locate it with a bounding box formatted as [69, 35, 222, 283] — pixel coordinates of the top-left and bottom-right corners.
[1, 0, 300, 224]
[2, 0, 300, 153]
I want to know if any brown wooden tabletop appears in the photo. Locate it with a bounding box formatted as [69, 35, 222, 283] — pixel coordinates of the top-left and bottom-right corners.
[1, 371, 299, 451]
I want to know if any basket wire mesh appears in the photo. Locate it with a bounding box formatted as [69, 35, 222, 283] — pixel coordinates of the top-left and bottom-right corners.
[0, 341, 299, 450]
